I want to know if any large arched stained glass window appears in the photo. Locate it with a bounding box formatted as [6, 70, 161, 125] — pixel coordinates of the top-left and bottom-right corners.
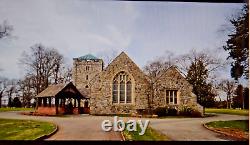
[112, 71, 133, 104]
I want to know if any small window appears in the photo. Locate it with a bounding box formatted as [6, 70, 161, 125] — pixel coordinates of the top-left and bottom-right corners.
[86, 75, 88, 80]
[86, 66, 90, 71]
[166, 90, 178, 105]
[85, 85, 89, 88]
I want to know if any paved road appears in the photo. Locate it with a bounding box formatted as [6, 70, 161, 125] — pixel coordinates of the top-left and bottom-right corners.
[0, 111, 248, 141]
[147, 114, 248, 141]
[0, 111, 122, 140]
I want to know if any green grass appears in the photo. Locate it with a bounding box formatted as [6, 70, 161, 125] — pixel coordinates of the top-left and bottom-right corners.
[123, 123, 169, 141]
[0, 118, 56, 140]
[0, 107, 34, 112]
[206, 120, 249, 132]
[205, 108, 249, 116]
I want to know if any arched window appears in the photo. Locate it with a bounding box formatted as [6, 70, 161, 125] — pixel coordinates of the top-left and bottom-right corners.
[112, 71, 133, 104]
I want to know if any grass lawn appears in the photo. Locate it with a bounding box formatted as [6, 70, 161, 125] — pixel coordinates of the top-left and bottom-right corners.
[205, 108, 249, 116]
[206, 120, 249, 132]
[0, 107, 34, 112]
[205, 120, 249, 140]
[0, 118, 56, 140]
[123, 124, 169, 141]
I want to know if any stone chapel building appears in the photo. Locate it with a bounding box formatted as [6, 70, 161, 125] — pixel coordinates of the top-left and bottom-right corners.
[72, 52, 203, 115]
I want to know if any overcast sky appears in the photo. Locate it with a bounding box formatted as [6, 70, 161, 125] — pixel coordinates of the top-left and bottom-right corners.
[0, 0, 244, 83]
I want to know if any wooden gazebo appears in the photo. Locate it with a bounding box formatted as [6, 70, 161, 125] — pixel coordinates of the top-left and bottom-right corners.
[35, 82, 89, 115]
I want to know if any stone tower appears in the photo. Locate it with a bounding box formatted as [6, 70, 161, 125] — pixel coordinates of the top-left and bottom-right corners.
[72, 54, 103, 92]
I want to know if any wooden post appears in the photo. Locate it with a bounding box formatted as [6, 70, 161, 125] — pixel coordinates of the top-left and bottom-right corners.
[78, 99, 81, 114]
[74, 98, 77, 108]
[63, 98, 65, 107]
[49, 98, 51, 107]
[43, 98, 45, 107]
[55, 98, 58, 115]
[35, 98, 39, 110]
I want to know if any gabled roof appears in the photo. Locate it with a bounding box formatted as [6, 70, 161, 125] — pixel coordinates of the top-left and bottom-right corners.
[36, 83, 66, 97]
[102, 51, 150, 82]
[77, 54, 100, 60]
[36, 82, 86, 98]
[105, 51, 140, 71]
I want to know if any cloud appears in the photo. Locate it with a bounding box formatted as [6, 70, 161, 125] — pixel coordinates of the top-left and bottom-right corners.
[0, 0, 243, 82]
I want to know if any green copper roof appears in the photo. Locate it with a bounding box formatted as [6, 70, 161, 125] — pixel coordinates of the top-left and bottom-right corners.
[78, 54, 99, 60]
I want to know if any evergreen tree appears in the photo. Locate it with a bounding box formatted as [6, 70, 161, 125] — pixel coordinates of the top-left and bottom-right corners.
[233, 84, 244, 108]
[243, 87, 249, 109]
[223, 4, 249, 80]
[8, 97, 12, 107]
[186, 59, 216, 107]
[12, 97, 22, 107]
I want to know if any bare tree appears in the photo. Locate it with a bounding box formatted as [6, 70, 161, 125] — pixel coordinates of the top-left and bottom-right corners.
[0, 20, 13, 39]
[176, 49, 227, 78]
[5, 79, 18, 107]
[143, 54, 174, 114]
[19, 43, 64, 95]
[0, 77, 8, 108]
[54, 66, 72, 84]
[219, 79, 237, 109]
[17, 75, 36, 107]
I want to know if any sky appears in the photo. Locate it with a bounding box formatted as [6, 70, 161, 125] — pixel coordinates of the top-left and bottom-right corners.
[0, 0, 245, 85]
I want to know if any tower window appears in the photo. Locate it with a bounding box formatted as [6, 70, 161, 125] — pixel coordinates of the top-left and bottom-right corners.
[86, 75, 88, 80]
[86, 66, 90, 71]
[85, 85, 89, 88]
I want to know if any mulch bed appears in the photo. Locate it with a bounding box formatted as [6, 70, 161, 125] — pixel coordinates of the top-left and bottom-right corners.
[208, 127, 249, 141]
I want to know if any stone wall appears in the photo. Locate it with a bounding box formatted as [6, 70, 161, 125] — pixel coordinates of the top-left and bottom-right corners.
[89, 52, 150, 115]
[73, 52, 203, 115]
[153, 66, 196, 107]
[72, 59, 103, 92]
[36, 107, 56, 115]
[153, 66, 203, 115]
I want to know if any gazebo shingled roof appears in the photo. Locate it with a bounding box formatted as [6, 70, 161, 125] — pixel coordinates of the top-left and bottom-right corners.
[36, 82, 85, 98]
[36, 84, 66, 98]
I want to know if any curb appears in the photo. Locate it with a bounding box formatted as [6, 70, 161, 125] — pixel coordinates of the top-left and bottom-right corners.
[35, 123, 58, 140]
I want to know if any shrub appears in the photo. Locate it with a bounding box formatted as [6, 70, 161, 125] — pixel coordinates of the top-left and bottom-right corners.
[166, 107, 178, 116]
[179, 106, 193, 116]
[190, 110, 202, 117]
[179, 105, 202, 117]
[154, 107, 167, 117]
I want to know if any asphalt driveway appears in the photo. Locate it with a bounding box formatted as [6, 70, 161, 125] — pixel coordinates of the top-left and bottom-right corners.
[148, 114, 248, 141]
[0, 111, 248, 141]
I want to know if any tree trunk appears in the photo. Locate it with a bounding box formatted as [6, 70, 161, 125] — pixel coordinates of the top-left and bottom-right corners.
[226, 95, 229, 109]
